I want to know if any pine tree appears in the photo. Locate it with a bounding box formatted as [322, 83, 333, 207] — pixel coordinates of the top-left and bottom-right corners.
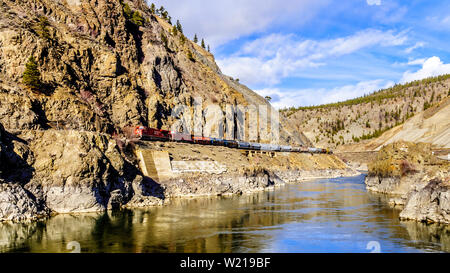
[150, 3, 156, 14]
[193, 34, 198, 43]
[171, 25, 178, 36]
[22, 56, 41, 91]
[158, 6, 165, 16]
[176, 20, 183, 34]
[201, 39, 205, 48]
[207, 45, 210, 52]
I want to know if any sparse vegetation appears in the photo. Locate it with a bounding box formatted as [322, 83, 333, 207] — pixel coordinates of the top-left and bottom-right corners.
[131, 11, 145, 26]
[187, 50, 195, 62]
[368, 142, 444, 177]
[282, 74, 450, 148]
[282, 74, 450, 113]
[121, 1, 145, 26]
[160, 32, 168, 49]
[38, 16, 51, 40]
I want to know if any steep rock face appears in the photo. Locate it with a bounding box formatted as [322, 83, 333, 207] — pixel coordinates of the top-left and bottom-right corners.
[0, 127, 154, 221]
[0, 0, 300, 144]
[400, 179, 450, 224]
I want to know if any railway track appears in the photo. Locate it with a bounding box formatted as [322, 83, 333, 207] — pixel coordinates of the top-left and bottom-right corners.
[133, 126, 332, 154]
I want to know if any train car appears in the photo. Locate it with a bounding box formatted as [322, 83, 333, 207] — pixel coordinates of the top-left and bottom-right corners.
[280, 145, 292, 152]
[291, 147, 301, 153]
[260, 144, 281, 152]
[238, 141, 251, 150]
[250, 142, 262, 150]
[170, 132, 193, 143]
[223, 139, 239, 148]
[299, 147, 309, 153]
[210, 138, 225, 146]
[135, 126, 171, 141]
[193, 136, 212, 145]
[308, 147, 327, 154]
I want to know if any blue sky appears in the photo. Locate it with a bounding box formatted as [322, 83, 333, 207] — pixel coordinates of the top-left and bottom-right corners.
[148, 0, 450, 108]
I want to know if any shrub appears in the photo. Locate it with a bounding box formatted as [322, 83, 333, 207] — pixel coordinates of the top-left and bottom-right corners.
[38, 16, 50, 40]
[123, 3, 133, 19]
[187, 50, 195, 62]
[160, 32, 168, 49]
[132, 11, 144, 26]
[400, 160, 417, 176]
[368, 158, 397, 177]
[171, 26, 178, 36]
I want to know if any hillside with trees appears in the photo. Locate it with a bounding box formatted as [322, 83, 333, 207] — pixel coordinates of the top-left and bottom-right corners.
[282, 75, 450, 149]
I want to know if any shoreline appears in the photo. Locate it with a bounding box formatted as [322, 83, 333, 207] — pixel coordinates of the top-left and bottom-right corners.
[1, 168, 361, 223]
[365, 174, 450, 224]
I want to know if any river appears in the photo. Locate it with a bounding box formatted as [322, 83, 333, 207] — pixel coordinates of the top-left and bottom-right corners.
[1, 174, 449, 253]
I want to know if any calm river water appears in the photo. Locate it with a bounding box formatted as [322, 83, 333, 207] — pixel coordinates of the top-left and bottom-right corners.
[1, 174, 449, 253]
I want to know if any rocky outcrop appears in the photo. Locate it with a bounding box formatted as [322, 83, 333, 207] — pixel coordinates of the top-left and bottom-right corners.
[160, 168, 359, 199]
[400, 179, 450, 224]
[0, 182, 47, 222]
[0, 128, 160, 221]
[365, 142, 450, 224]
[162, 169, 284, 198]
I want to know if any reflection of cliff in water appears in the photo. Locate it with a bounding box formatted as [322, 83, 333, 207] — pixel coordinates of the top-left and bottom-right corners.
[1, 176, 449, 253]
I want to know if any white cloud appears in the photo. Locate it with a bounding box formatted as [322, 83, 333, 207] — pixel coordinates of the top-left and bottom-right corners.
[407, 58, 426, 66]
[401, 56, 450, 83]
[404, 42, 425, 54]
[148, 0, 329, 47]
[217, 29, 408, 86]
[256, 80, 394, 109]
[367, 0, 381, 6]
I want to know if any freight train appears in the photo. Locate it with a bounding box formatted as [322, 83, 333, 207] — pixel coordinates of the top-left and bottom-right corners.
[133, 126, 332, 154]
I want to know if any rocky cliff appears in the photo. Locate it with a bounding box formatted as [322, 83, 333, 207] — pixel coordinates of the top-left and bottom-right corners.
[0, 0, 326, 222]
[0, 0, 305, 144]
[365, 142, 450, 224]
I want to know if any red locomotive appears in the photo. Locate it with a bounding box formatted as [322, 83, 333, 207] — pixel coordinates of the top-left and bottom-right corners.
[134, 126, 171, 141]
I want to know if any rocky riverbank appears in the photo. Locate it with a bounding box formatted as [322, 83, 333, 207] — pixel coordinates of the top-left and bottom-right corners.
[0, 126, 358, 222]
[365, 142, 450, 224]
[159, 168, 359, 199]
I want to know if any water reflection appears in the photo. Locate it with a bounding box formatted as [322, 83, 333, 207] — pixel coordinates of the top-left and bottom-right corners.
[0, 175, 449, 253]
